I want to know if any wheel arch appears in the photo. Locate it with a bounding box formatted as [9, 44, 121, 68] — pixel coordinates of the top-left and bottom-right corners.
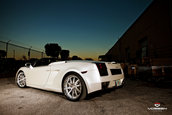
[16, 70, 23, 76]
[15, 67, 27, 78]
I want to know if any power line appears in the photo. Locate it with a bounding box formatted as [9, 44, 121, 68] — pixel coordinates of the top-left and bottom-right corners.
[0, 40, 44, 53]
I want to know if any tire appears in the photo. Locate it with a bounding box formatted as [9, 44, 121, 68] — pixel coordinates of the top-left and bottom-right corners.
[62, 73, 87, 101]
[16, 71, 26, 88]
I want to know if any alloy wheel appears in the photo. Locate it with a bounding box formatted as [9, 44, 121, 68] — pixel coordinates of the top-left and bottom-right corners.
[17, 72, 26, 88]
[63, 75, 82, 100]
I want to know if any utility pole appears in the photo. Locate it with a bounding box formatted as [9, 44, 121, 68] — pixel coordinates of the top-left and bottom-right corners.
[13, 50, 15, 59]
[6, 40, 11, 58]
[41, 51, 44, 58]
[28, 46, 32, 60]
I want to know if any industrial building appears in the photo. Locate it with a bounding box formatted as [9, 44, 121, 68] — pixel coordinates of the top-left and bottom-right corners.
[101, 0, 172, 79]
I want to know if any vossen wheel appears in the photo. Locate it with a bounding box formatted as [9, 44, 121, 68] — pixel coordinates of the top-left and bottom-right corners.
[63, 73, 87, 101]
[16, 71, 26, 88]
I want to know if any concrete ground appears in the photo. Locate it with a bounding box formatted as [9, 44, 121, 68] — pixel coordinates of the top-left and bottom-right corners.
[0, 76, 171, 115]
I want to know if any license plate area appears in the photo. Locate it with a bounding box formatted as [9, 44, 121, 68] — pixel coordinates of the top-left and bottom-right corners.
[115, 80, 121, 86]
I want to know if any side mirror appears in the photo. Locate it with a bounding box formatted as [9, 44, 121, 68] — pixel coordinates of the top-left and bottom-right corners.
[25, 63, 33, 69]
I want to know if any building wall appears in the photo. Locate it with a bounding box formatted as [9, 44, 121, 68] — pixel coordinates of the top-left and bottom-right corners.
[106, 0, 172, 66]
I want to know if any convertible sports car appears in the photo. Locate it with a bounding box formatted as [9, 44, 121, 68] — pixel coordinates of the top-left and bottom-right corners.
[16, 59, 124, 101]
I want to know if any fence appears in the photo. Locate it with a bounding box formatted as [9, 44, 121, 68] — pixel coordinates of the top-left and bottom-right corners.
[0, 40, 48, 60]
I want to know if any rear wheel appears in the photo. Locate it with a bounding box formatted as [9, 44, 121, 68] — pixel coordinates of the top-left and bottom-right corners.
[63, 73, 87, 101]
[16, 71, 26, 88]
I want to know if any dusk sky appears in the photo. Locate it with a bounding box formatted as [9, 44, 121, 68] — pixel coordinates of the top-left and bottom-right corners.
[0, 0, 152, 60]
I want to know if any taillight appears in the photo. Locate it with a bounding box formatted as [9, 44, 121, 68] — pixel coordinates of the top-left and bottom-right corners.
[96, 63, 108, 76]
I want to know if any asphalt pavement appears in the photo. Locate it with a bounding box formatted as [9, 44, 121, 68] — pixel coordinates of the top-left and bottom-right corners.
[0, 76, 172, 115]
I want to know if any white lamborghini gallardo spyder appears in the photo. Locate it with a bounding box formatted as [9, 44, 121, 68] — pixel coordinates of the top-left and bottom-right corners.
[16, 59, 124, 101]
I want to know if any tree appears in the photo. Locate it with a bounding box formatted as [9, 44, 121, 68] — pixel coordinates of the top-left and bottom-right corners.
[45, 43, 61, 59]
[0, 50, 6, 58]
[72, 56, 82, 60]
[60, 50, 70, 60]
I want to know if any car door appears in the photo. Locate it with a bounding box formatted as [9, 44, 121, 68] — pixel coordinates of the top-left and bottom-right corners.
[27, 65, 51, 87]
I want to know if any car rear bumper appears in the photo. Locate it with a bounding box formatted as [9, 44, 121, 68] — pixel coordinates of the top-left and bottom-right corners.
[101, 76, 124, 89]
[86, 73, 124, 94]
[100, 74, 124, 88]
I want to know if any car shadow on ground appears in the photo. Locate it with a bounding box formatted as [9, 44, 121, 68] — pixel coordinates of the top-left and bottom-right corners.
[86, 89, 112, 100]
[85, 87, 122, 101]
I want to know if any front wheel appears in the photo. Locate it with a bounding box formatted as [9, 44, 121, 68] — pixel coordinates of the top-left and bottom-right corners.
[63, 73, 87, 101]
[16, 71, 26, 88]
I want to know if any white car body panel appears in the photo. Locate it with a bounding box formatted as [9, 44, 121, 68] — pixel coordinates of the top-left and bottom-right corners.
[16, 60, 124, 94]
